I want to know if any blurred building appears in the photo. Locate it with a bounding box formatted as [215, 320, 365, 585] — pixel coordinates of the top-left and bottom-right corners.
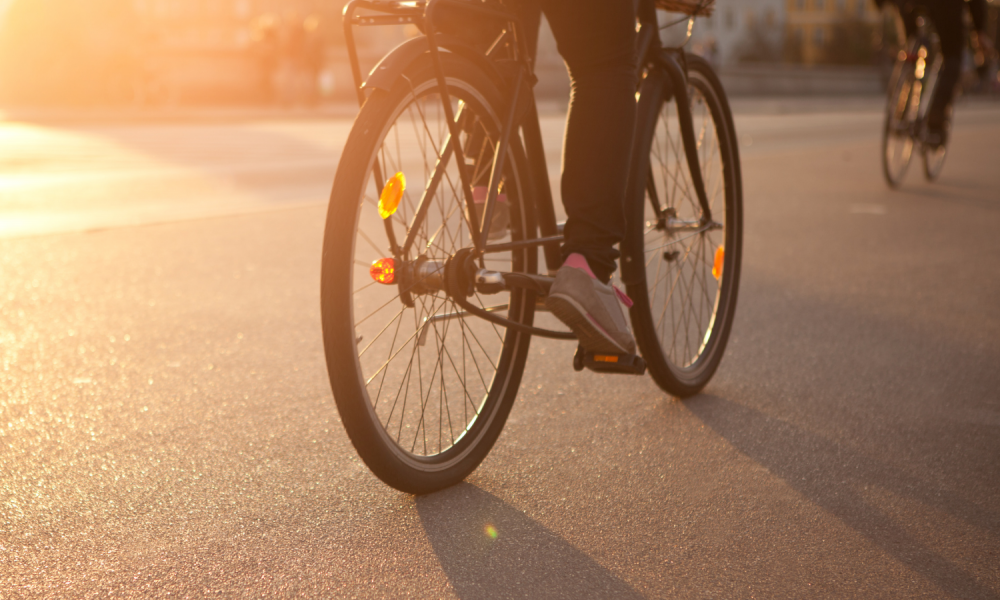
[0, 0, 141, 105]
[0, 0, 355, 105]
[681, 0, 787, 66]
[131, 0, 344, 104]
[786, 0, 881, 65]
[3, 0, 955, 106]
[659, 0, 885, 67]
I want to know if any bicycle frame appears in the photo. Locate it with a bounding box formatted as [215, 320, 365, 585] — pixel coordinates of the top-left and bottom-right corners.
[340, 0, 716, 340]
[886, 6, 944, 125]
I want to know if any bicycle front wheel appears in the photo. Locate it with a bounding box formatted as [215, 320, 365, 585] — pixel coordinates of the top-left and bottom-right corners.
[883, 59, 917, 188]
[625, 55, 742, 399]
[321, 53, 536, 494]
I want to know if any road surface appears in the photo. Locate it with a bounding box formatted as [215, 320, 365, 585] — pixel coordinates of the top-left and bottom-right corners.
[2, 97, 999, 598]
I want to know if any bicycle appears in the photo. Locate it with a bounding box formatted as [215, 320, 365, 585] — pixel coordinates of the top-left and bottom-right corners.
[321, 0, 742, 494]
[882, 3, 948, 187]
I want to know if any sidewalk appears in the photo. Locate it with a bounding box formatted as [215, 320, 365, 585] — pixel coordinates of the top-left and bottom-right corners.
[3, 93, 997, 125]
[0, 103, 365, 125]
[0, 96, 886, 125]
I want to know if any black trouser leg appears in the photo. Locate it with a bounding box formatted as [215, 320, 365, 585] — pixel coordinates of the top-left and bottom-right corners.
[926, 0, 964, 130]
[546, 1, 636, 283]
[513, 0, 637, 283]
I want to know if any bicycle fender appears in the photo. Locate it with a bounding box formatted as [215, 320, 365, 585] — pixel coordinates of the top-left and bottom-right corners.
[362, 36, 429, 92]
[362, 34, 504, 93]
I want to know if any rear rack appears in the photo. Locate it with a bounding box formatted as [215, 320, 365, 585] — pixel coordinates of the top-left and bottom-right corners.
[343, 1, 428, 106]
[342, 0, 517, 106]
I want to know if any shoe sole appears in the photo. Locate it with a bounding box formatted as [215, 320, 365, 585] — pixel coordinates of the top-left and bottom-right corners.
[545, 293, 629, 355]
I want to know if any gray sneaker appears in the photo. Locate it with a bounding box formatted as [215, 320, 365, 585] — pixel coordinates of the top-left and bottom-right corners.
[545, 253, 636, 355]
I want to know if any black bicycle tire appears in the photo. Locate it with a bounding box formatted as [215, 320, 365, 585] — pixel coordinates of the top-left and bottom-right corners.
[882, 57, 916, 188]
[922, 136, 948, 181]
[625, 54, 743, 398]
[320, 52, 536, 494]
[922, 63, 949, 181]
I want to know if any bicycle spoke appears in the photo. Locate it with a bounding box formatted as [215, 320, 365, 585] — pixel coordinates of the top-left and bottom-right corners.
[371, 301, 408, 410]
[412, 306, 450, 454]
[456, 316, 496, 389]
[359, 306, 407, 359]
[364, 318, 428, 386]
[357, 293, 404, 328]
[358, 227, 386, 257]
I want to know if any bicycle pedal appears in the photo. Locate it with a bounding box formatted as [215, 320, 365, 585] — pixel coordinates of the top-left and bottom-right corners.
[572, 346, 646, 376]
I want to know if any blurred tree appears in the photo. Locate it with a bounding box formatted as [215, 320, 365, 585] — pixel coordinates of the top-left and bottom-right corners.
[0, 0, 139, 105]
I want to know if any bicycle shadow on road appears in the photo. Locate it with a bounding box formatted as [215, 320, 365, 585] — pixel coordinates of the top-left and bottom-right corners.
[685, 394, 998, 599]
[415, 483, 644, 600]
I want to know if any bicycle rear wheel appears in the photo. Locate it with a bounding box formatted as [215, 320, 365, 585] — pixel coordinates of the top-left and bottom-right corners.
[883, 58, 918, 188]
[625, 55, 742, 398]
[321, 53, 535, 494]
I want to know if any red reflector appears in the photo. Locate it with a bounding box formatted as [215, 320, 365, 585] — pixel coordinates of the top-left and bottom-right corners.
[370, 258, 395, 284]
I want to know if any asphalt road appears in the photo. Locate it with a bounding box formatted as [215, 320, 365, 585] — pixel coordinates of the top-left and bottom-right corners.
[2, 97, 999, 598]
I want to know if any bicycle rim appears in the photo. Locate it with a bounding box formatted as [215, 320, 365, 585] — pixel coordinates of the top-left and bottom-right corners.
[630, 62, 741, 397]
[321, 58, 534, 491]
[922, 143, 947, 180]
[883, 64, 916, 188]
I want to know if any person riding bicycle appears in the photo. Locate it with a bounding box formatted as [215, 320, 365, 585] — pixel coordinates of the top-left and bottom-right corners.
[877, 0, 995, 147]
[506, 0, 641, 356]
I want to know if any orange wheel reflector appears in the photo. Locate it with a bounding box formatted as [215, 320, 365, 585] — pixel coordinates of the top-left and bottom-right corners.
[370, 258, 395, 284]
[712, 245, 725, 280]
[378, 172, 405, 219]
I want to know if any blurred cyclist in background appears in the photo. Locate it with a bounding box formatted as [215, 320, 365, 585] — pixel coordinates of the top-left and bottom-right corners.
[877, 0, 995, 147]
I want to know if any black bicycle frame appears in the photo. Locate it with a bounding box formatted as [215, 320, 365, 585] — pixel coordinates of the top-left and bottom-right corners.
[340, 0, 715, 340]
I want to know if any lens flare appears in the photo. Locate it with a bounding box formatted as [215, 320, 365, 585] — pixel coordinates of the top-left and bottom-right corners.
[378, 172, 405, 219]
[712, 245, 725, 280]
[485, 524, 498, 540]
[370, 258, 395, 284]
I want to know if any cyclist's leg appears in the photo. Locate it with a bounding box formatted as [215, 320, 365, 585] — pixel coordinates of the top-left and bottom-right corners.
[505, 0, 639, 354]
[925, 0, 964, 139]
[540, 0, 637, 284]
[900, 1, 918, 39]
[511, 2, 541, 61]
